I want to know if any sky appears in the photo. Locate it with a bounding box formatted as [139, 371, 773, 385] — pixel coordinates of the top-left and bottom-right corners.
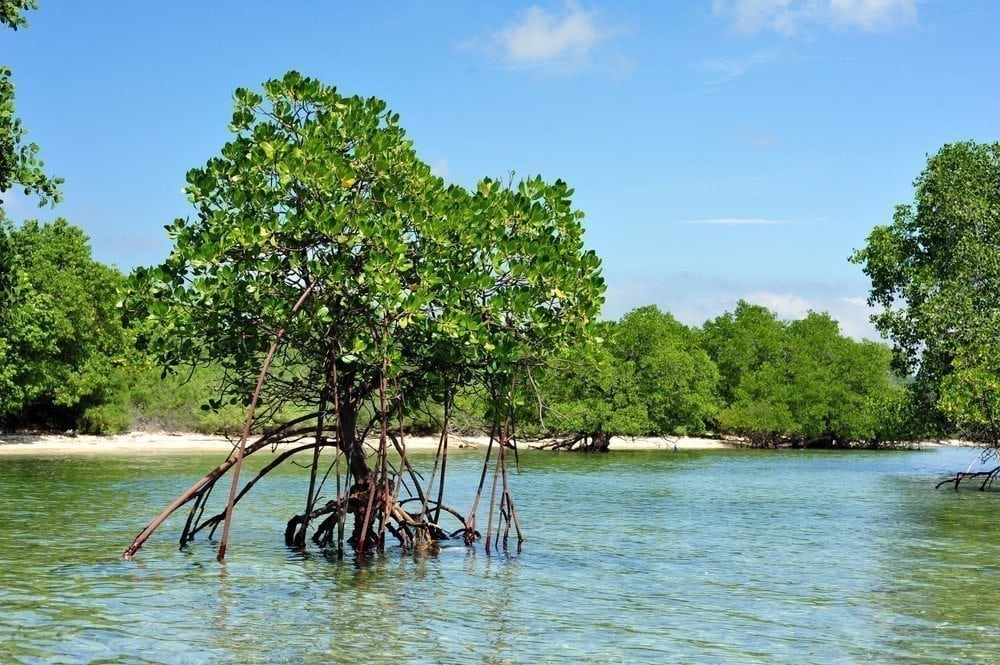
[4, 0, 999, 339]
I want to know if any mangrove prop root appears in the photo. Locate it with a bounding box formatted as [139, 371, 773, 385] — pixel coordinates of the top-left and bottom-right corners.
[124, 415, 513, 560]
[217, 281, 320, 562]
[535, 432, 611, 452]
[299, 487, 467, 552]
[186, 443, 325, 546]
[122, 416, 324, 558]
[935, 465, 1000, 491]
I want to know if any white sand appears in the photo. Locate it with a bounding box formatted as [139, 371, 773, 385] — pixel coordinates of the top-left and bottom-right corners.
[0, 431, 734, 455]
[604, 436, 732, 451]
[0, 431, 238, 455]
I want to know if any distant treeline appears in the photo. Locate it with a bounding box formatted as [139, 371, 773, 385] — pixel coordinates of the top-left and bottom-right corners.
[0, 214, 940, 447]
[529, 303, 929, 450]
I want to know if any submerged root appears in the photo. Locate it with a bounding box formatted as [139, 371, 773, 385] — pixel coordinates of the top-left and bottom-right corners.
[282, 480, 471, 555]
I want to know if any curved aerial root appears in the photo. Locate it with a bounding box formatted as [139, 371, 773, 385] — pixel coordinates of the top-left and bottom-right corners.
[122, 415, 326, 558]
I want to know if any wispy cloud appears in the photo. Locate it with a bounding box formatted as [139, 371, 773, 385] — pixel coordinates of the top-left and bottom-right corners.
[462, 2, 629, 75]
[678, 214, 830, 225]
[738, 291, 881, 338]
[430, 157, 450, 181]
[734, 122, 780, 149]
[676, 217, 792, 225]
[829, 0, 917, 30]
[702, 49, 780, 84]
[743, 290, 813, 319]
[599, 262, 885, 340]
[712, 0, 917, 36]
[602, 275, 882, 340]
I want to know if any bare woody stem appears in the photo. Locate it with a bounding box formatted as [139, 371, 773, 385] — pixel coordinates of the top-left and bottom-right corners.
[216, 280, 318, 562]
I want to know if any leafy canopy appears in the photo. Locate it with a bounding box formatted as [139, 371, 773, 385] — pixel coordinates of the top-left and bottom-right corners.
[130, 72, 605, 428]
[702, 302, 902, 446]
[0, 214, 128, 427]
[1, 1, 38, 30]
[0, 0, 62, 206]
[540, 306, 719, 441]
[852, 141, 1000, 443]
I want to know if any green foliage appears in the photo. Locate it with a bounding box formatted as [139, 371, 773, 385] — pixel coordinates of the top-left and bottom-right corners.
[867, 380, 935, 444]
[700, 300, 785, 404]
[852, 141, 1000, 444]
[538, 322, 632, 439]
[540, 307, 720, 440]
[1, 1, 38, 30]
[79, 401, 131, 435]
[447, 388, 497, 434]
[0, 216, 129, 429]
[702, 304, 903, 446]
[613, 306, 719, 434]
[124, 363, 230, 433]
[0, 1, 62, 207]
[127, 72, 605, 439]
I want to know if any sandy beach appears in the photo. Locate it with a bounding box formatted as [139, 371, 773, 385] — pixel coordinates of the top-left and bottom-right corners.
[0, 431, 734, 455]
[0, 431, 239, 456]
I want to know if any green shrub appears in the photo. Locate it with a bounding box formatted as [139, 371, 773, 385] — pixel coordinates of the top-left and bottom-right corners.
[78, 401, 132, 434]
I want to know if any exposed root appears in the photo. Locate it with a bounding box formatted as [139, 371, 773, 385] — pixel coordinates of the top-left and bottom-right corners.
[535, 431, 610, 452]
[935, 465, 1000, 491]
[123, 415, 323, 558]
[124, 423, 480, 559]
[124, 356, 522, 562]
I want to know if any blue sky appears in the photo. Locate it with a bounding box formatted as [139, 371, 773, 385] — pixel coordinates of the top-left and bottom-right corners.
[5, 1, 998, 338]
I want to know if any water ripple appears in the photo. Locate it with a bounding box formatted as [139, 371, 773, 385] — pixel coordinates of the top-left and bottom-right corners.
[1, 447, 999, 663]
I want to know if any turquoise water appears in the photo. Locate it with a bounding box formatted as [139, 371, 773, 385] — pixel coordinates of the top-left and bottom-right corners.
[1, 446, 998, 663]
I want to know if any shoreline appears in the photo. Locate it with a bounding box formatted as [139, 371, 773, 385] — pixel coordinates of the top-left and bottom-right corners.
[0, 432, 977, 456]
[0, 432, 735, 456]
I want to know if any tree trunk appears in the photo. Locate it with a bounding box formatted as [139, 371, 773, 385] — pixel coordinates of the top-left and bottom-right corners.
[587, 431, 611, 453]
[335, 398, 371, 482]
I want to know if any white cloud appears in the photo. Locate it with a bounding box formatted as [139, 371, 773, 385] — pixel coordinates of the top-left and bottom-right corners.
[712, 0, 916, 35]
[430, 157, 450, 181]
[601, 274, 882, 340]
[826, 296, 883, 340]
[740, 291, 882, 339]
[501, 4, 601, 63]
[743, 290, 813, 319]
[712, 0, 806, 37]
[829, 0, 917, 30]
[467, 2, 628, 73]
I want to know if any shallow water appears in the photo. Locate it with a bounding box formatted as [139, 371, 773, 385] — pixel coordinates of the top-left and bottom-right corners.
[1, 446, 998, 664]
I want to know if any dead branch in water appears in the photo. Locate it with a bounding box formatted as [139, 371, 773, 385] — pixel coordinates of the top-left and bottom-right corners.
[534, 431, 611, 452]
[935, 466, 1000, 491]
